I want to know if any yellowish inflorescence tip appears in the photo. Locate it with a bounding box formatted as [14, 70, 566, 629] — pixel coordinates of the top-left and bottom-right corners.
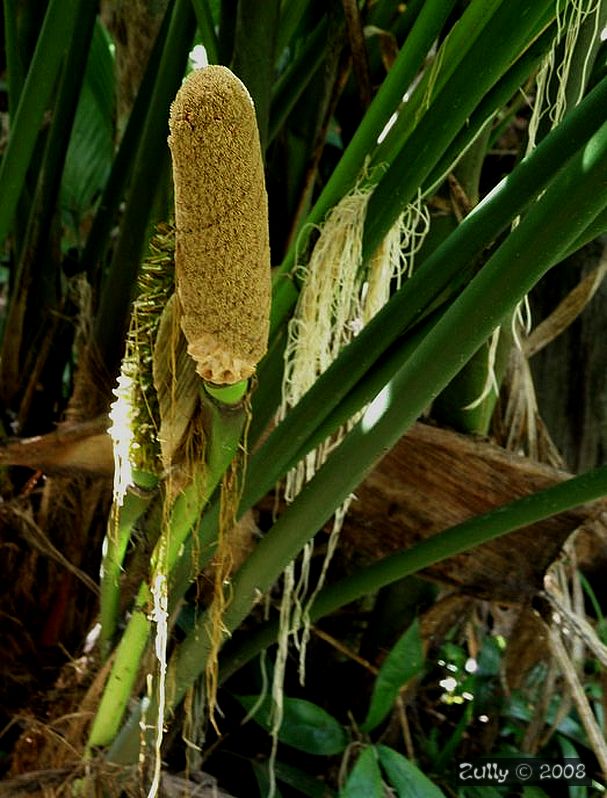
[168, 65, 271, 386]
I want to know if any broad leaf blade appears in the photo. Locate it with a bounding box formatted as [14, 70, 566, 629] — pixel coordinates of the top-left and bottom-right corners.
[0, 0, 81, 246]
[274, 761, 337, 798]
[251, 760, 284, 798]
[339, 746, 384, 798]
[361, 618, 424, 732]
[238, 694, 348, 755]
[377, 745, 447, 798]
[61, 20, 115, 219]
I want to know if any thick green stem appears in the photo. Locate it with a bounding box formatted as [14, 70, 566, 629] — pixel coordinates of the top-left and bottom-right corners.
[88, 381, 248, 750]
[88, 477, 207, 750]
[432, 321, 514, 436]
[87, 601, 151, 753]
[219, 461, 607, 682]
[564, 204, 607, 258]
[99, 483, 158, 657]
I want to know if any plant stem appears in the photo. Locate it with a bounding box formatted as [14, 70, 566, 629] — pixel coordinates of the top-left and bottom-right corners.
[422, 23, 555, 195]
[99, 484, 158, 657]
[314, 465, 607, 620]
[88, 382, 248, 749]
[220, 461, 607, 681]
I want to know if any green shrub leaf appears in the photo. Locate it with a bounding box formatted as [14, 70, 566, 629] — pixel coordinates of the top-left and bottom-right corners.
[237, 694, 348, 755]
[251, 759, 284, 798]
[361, 619, 424, 732]
[339, 746, 384, 798]
[61, 20, 115, 219]
[377, 745, 447, 798]
[521, 788, 552, 798]
[274, 761, 336, 797]
[460, 788, 505, 798]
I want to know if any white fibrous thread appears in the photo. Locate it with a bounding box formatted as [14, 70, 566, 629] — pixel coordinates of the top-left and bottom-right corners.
[266, 188, 430, 796]
[107, 371, 136, 508]
[146, 572, 169, 798]
[529, 0, 600, 150]
[476, 0, 600, 416]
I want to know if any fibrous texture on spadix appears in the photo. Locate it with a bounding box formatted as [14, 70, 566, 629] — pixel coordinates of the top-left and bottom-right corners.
[168, 65, 271, 385]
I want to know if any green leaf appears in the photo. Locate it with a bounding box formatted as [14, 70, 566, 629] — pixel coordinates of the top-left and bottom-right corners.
[80, 2, 172, 281]
[433, 702, 474, 772]
[0, 0, 81, 246]
[522, 789, 552, 798]
[504, 698, 588, 750]
[61, 20, 115, 219]
[557, 736, 588, 798]
[377, 745, 447, 798]
[251, 759, 284, 798]
[268, 15, 329, 145]
[361, 619, 424, 732]
[190, 0, 219, 64]
[2, 0, 25, 112]
[363, 0, 557, 259]
[339, 747, 384, 798]
[237, 694, 348, 756]
[274, 760, 337, 798]
[270, 0, 458, 321]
